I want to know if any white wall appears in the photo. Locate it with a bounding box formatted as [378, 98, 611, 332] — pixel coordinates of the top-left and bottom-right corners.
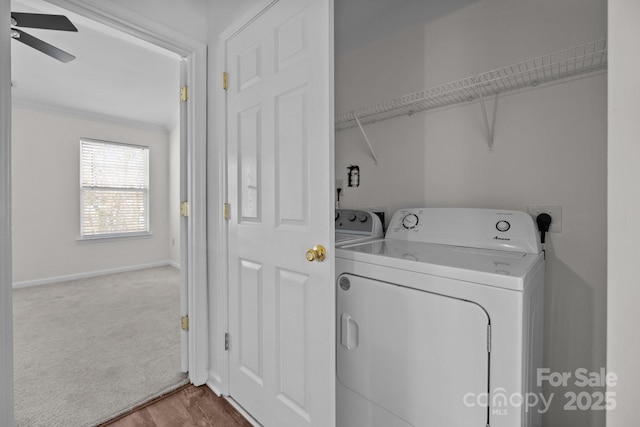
[11, 106, 171, 285]
[607, 1, 640, 426]
[336, 0, 607, 426]
[105, 0, 208, 43]
[169, 123, 180, 267]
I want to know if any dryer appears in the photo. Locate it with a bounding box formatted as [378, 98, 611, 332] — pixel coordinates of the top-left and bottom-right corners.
[335, 209, 383, 247]
[336, 208, 544, 427]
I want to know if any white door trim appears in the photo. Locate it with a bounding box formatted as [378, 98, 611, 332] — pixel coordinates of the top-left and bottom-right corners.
[206, 0, 280, 396]
[1, 0, 15, 424]
[219, 0, 278, 41]
[208, 28, 230, 396]
[33, 0, 207, 385]
[179, 59, 190, 374]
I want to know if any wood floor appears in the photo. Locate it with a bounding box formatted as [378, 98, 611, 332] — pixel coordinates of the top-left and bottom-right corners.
[101, 384, 253, 427]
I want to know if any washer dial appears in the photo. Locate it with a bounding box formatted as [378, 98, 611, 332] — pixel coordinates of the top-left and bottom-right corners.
[401, 213, 419, 230]
[496, 220, 511, 232]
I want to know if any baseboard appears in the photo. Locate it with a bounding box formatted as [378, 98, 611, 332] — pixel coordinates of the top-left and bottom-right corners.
[206, 380, 261, 427]
[13, 261, 176, 289]
[168, 260, 181, 269]
[223, 396, 262, 427]
[206, 380, 223, 397]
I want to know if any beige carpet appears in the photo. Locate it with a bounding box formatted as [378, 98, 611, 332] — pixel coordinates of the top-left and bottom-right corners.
[13, 266, 188, 427]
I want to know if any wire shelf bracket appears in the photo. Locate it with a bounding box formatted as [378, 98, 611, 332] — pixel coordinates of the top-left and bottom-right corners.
[336, 39, 608, 152]
[354, 113, 379, 164]
[477, 86, 498, 151]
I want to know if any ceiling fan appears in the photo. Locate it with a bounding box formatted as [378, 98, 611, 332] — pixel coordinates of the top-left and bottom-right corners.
[10, 12, 78, 63]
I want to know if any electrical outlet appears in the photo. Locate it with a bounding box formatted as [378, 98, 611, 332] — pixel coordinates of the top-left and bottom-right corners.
[336, 179, 345, 193]
[527, 206, 562, 233]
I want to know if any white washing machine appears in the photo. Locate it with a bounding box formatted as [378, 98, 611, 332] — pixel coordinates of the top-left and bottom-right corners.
[336, 208, 544, 427]
[335, 209, 384, 247]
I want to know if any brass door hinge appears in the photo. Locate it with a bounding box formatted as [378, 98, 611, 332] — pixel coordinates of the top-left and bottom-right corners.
[225, 332, 229, 350]
[181, 201, 190, 217]
[223, 203, 230, 220]
[181, 316, 189, 331]
[180, 85, 188, 102]
[223, 72, 229, 90]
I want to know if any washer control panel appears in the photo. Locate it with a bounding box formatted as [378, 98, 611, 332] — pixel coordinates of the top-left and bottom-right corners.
[336, 209, 383, 236]
[386, 208, 541, 254]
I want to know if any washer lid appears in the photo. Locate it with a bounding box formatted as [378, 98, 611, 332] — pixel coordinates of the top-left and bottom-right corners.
[336, 239, 543, 291]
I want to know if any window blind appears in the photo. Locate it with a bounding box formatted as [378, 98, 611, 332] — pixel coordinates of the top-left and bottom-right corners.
[80, 139, 149, 238]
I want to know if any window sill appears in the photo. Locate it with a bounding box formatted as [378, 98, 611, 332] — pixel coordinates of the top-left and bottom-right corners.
[77, 232, 153, 243]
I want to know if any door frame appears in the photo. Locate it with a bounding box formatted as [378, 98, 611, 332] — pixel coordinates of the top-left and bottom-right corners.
[0, 8, 209, 423]
[42, 0, 210, 385]
[1, 0, 14, 424]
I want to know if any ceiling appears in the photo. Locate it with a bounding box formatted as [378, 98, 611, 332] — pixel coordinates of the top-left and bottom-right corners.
[10, 0, 181, 131]
[10, 0, 478, 132]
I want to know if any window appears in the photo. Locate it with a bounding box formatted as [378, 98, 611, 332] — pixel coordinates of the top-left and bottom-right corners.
[80, 139, 149, 238]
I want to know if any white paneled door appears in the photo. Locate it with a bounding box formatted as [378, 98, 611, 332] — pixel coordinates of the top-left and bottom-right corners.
[226, 0, 335, 426]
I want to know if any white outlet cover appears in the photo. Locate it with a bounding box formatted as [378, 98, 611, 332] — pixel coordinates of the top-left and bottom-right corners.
[527, 206, 562, 233]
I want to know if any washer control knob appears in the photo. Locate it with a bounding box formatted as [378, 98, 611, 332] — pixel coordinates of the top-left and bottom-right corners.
[348, 214, 356, 221]
[402, 213, 419, 230]
[359, 215, 368, 223]
[496, 220, 511, 232]
[335, 211, 340, 220]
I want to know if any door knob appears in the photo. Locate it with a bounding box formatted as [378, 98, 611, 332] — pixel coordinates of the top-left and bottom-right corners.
[306, 245, 326, 262]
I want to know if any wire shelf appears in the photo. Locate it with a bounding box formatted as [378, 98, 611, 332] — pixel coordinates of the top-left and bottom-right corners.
[336, 39, 607, 131]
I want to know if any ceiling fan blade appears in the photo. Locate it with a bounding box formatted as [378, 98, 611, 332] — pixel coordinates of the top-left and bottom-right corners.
[12, 29, 75, 63]
[11, 12, 77, 32]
